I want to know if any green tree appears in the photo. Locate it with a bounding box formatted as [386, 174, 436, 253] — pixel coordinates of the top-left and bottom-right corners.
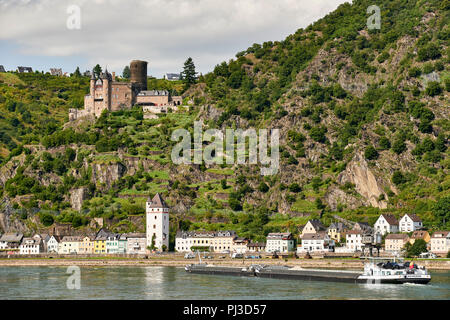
[432, 196, 450, 227]
[40, 213, 54, 227]
[182, 57, 197, 90]
[405, 239, 427, 258]
[93, 64, 102, 77]
[73, 67, 81, 77]
[122, 66, 131, 79]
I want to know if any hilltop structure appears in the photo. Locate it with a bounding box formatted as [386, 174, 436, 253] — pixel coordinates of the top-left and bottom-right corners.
[50, 68, 63, 76]
[146, 193, 169, 251]
[0, 65, 6, 73]
[69, 60, 182, 121]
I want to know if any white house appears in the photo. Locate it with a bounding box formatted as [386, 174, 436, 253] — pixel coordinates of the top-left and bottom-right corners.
[231, 237, 249, 253]
[301, 219, 326, 238]
[46, 235, 61, 253]
[374, 214, 399, 236]
[298, 232, 334, 253]
[146, 193, 170, 251]
[345, 230, 363, 252]
[125, 233, 147, 254]
[430, 231, 450, 256]
[19, 236, 43, 255]
[399, 214, 423, 232]
[265, 233, 295, 253]
[0, 233, 23, 250]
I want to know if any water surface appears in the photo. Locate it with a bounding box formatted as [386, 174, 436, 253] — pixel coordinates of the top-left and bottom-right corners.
[0, 266, 449, 299]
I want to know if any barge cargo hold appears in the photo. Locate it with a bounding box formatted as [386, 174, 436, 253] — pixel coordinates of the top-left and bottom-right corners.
[185, 264, 256, 277]
[185, 260, 431, 284]
[255, 266, 362, 283]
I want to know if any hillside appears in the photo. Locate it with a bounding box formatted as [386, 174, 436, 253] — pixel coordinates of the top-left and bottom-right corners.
[0, 0, 448, 247]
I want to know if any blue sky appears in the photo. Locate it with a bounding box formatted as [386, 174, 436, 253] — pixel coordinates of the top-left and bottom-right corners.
[0, 0, 348, 78]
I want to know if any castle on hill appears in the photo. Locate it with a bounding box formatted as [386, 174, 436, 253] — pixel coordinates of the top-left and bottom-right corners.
[69, 60, 182, 121]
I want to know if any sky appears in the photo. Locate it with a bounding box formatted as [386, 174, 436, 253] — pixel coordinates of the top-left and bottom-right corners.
[0, 0, 349, 78]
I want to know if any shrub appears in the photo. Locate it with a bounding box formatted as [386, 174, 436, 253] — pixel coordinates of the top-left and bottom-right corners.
[408, 67, 421, 78]
[364, 145, 379, 160]
[392, 171, 406, 185]
[379, 136, 391, 150]
[425, 81, 442, 96]
[417, 43, 441, 61]
[392, 139, 407, 154]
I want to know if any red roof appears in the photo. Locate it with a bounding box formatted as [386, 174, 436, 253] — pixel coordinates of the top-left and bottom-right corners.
[381, 214, 399, 225]
[404, 213, 422, 222]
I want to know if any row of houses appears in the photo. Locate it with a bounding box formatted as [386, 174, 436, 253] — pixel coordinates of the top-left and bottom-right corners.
[0, 229, 147, 255]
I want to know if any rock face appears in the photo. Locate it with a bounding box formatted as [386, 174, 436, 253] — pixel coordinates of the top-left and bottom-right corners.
[0, 199, 29, 234]
[70, 187, 89, 211]
[91, 162, 126, 189]
[338, 153, 388, 209]
[0, 155, 25, 186]
[324, 186, 364, 211]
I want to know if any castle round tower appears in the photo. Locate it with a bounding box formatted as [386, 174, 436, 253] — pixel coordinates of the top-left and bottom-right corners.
[130, 60, 148, 91]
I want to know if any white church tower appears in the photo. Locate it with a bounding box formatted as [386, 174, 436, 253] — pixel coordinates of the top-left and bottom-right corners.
[146, 193, 169, 251]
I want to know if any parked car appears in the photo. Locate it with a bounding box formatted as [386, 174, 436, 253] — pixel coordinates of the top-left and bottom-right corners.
[184, 253, 195, 259]
[419, 252, 437, 259]
[231, 253, 244, 259]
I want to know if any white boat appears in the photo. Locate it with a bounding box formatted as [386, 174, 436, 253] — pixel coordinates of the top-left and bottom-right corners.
[357, 258, 431, 284]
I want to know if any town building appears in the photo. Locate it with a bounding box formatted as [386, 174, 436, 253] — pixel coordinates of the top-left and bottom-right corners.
[79, 236, 95, 254]
[430, 231, 450, 256]
[124, 233, 147, 254]
[231, 237, 250, 253]
[265, 233, 295, 253]
[0, 233, 23, 252]
[210, 231, 236, 252]
[327, 222, 347, 242]
[106, 234, 121, 253]
[399, 214, 423, 232]
[19, 235, 43, 254]
[301, 219, 326, 238]
[298, 232, 334, 253]
[50, 68, 63, 76]
[374, 214, 399, 236]
[17, 66, 33, 73]
[384, 234, 409, 253]
[175, 230, 237, 252]
[0, 65, 6, 73]
[247, 242, 266, 253]
[352, 222, 373, 233]
[46, 235, 62, 253]
[146, 193, 169, 251]
[94, 229, 112, 254]
[58, 236, 82, 254]
[409, 230, 430, 245]
[345, 230, 363, 252]
[175, 231, 214, 252]
[164, 73, 181, 81]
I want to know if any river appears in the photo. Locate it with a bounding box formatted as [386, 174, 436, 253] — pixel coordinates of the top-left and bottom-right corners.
[0, 266, 449, 299]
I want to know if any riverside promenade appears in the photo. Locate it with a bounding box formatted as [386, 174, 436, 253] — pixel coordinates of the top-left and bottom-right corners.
[1, 254, 449, 270]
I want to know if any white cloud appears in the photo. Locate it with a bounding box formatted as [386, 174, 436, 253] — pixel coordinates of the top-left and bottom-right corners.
[0, 0, 348, 76]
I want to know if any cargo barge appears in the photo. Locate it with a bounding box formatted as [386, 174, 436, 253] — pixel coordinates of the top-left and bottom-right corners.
[185, 258, 431, 284]
[184, 264, 256, 277]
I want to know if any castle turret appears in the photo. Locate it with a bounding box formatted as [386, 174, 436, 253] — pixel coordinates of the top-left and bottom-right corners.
[89, 68, 96, 96]
[101, 68, 111, 112]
